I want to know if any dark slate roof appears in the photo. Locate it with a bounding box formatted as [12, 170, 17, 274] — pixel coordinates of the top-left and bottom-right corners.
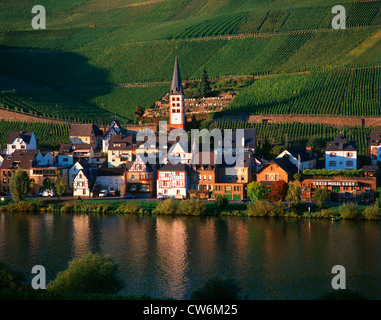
[158, 163, 188, 172]
[216, 128, 256, 150]
[59, 143, 74, 154]
[102, 119, 126, 139]
[79, 168, 98, 185]
[325, 134, 356, 152]
[97, 167, 125, 177]
[70, 124, 102, 137]
[170, 56, 183, 95]
[284, 148, 314, 162]
[7, 131, 34, 145]
[370, 130, 381, 146]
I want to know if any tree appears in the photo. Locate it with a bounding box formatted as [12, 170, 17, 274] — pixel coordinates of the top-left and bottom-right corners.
[267, 180, 288, 202]
[286, 181, 301, 208]
[215, 194, 229, 210]
[197, 67, 211, 98]
[247, 181, 267, 202]
[47, 253, 124, 294]
[9, 168, 31, 202]
[42, 177, 54, 191]
[313, 188, 329, 208]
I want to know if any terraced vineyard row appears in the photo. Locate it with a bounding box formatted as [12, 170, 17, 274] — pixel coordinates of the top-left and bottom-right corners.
[227, 67, 381, 116]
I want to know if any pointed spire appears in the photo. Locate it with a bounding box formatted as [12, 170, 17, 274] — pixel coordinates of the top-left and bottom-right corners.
[170, 56, 183, 95]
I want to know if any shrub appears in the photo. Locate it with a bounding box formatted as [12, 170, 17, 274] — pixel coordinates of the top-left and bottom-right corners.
[177, 199, 206, 216]
[7, 201, 36, 212]
[47, 253, 124, 294]
[191, 277, 242, 300]
[215, 195, 229, 210]
[363, 206, 380, 220]
[153, 198, 177, 215]
[116, 203, 140, 214]
[339, 203, 360, 220]
[246, 200, 280, 217]
[319, 208, 337, 219]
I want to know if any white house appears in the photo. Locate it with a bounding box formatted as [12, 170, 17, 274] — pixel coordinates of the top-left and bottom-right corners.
[102, 119, 125, 153]
[58, 143, 74, 167]
[36, 151, 55, 167]
[68, 160, 89, 188]
[95, 167, 125, 195]
[165, 141, 192, 165]
[6, 131, 37, 155]
[276, 147, 316, 172]
[370, 130, 381, 165]
[107, 134, 134, 168]
[73, 168, 97, 197]
[325, 134, 357, 170]
[157, 163, 188, 198]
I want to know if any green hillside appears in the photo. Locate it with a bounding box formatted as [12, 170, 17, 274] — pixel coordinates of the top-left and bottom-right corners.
[0, 0, 380, 121]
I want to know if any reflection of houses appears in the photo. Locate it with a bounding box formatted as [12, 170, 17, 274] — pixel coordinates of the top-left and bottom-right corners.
[300, 167, 378, 203]
[6, 131, 37, 155]
[256, 158, 298, 188]
[95, 167, 125, 196]
[70, 124, 103, 150]
[157, 163, 188, 198]
[369, 130, 381, 165]
[73, 168, 97, 197]
[125, 155, 156, 198]
[276, 147, 316, 171]
[107, 134, 135, 168]
[325, 134, 357, 170]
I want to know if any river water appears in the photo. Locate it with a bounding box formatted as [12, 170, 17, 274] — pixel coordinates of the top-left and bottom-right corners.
[0, 212, 380, 300]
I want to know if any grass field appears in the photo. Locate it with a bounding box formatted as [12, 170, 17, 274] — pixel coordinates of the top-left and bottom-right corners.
[0, 0, 380, 122]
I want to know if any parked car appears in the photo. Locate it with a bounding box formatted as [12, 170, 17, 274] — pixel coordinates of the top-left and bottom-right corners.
[124, 194, 137, 199]
[39, 189, 55, 197]
[240, 198, 251, 202]
[175, 194, 187, 200]
[157, 195, 169, 201]
[99, 189, 108, 197]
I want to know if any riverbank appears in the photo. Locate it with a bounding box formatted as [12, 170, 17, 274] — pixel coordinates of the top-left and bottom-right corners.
[0, 198, 380, 221]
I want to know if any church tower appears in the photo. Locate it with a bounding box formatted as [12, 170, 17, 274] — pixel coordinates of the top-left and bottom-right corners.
[169, 56, 185, 131]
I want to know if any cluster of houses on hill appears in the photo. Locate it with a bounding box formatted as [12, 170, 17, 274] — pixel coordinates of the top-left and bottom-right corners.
[0, 58, 380, 204]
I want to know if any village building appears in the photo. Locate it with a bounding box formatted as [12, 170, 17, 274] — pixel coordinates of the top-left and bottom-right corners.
[300, 166, 378, 203]
[57, 143, 74, 167]
[256, 158, 298, 188]
[107, 133, 135, 168]
[369, 130, 381, 165]
[157, 163, 188, 199]
[125, 155, 156, 198]
[325, 134, 357, 170]
[165, 140, 192, 165]
[70, 124, 103, 150]
[95, 167, 125, 196]
[6, 131, 37, 155]
[73, 168, 97, 197]
[102, 119, 126, 153]
[189, 152, 216, 199]
[36, 151, 55, 167]
[68, 160, 89, 188]
[215, 128, 257, 155]
[276, 147, 316, 171]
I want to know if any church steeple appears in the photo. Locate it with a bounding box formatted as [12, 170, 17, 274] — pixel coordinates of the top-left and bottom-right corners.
[168, 56, 185, 131]
[170, 56, 183, 95]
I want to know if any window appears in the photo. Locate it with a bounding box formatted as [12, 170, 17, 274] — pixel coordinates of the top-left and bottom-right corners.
[346, 161, 354, 167]
[234, 186, 241, 191]
[225, 186, 231, 193]
[203, 175, 206, 181]
[215, 186, 221, 191]
[12, 145, 16, 149]
[330, 153, 336, 157]
[329, 161, 336, 167]
[177, 190, 180, 195]
[208, 175, 212, 181]
[347, 152, 353, 157]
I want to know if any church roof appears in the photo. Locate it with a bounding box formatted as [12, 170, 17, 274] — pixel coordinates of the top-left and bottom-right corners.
[170, 56, 183, 95]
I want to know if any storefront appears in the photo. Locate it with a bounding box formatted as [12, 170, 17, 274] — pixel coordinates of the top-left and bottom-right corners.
[301, 177, 377, 203]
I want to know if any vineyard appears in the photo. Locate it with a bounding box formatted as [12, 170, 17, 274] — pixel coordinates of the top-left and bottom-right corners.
[226, 67, 381, 116]
[0, 120, 70, 150]
[216, 119, 375, 159]
[0, 0, 380, 122]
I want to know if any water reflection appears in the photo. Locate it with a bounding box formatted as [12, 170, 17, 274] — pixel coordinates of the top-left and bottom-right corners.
[0, 213, 380, 299]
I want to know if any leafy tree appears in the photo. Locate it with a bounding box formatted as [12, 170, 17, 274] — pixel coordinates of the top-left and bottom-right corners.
[177, 199, 206, 216]
[197, 68, 211, 98]
[286, 181, 301, 208]
[247, 181, 267, 202]
[42, 178, 54, 191]
[267, 180, 288, 202]
[215, 194, 229, 210]
[47, 253, 124, 294]
[9, 168, 31, 202]
[153, 198, 177, 215]
[256, 139, 272, 160]
[313, 188, 329, 209]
